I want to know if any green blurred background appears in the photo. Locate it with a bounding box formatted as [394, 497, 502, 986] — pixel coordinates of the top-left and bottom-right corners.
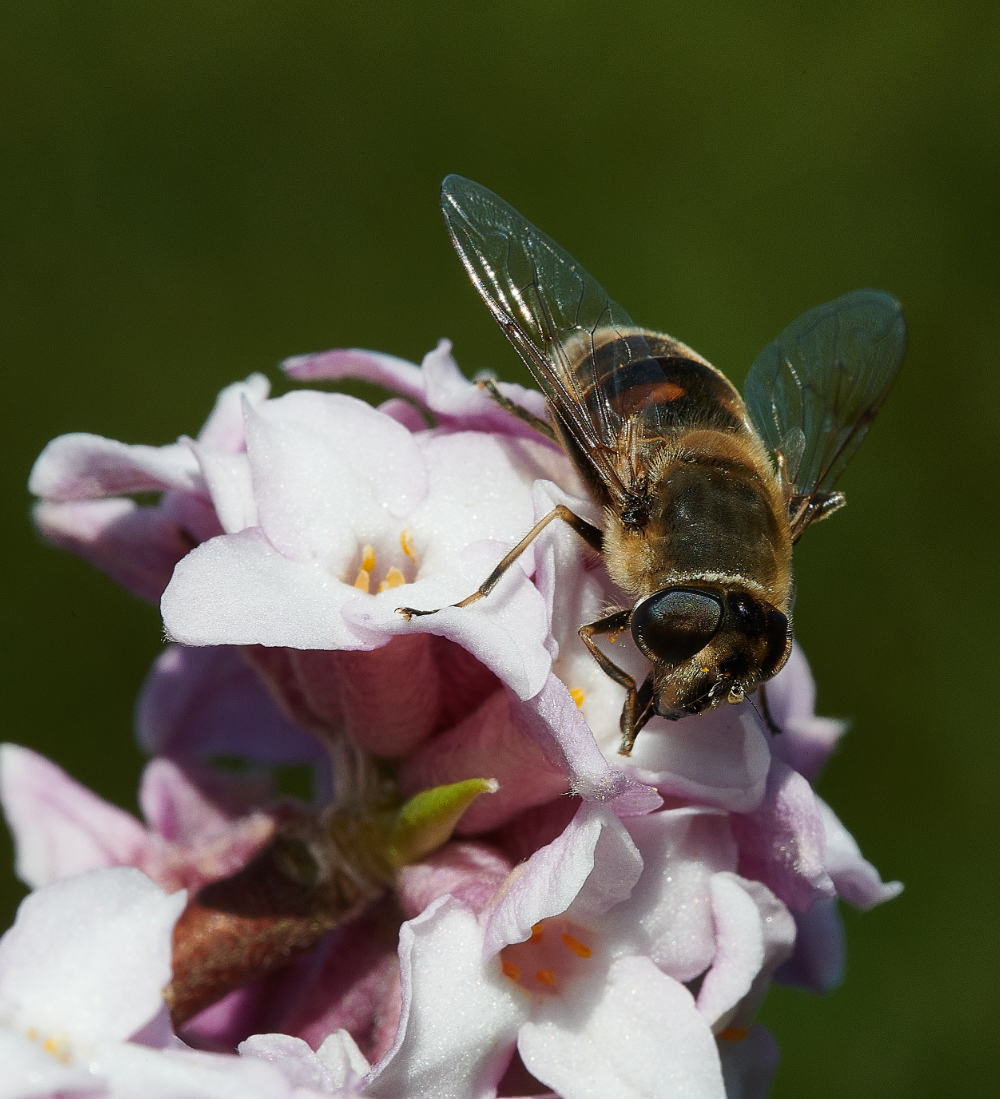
[2, 2, 996, 1094]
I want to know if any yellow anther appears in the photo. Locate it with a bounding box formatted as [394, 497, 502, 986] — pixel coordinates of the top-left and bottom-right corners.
[609, 631, 619, 644]
[535, 968, 557, 988]
[400, 528, 417, 560]
[378, 566, 406, 593]
[529, 922, 544, 943]
[353, 567, 371, 592]
[42, 1033, 70, 1061]
[719, 1027, 750, 1042]
[560, 931, 592, 958]
[569, 687, 586, 708]
[361, 544, 376, 572]
[502, 960, 521, 982]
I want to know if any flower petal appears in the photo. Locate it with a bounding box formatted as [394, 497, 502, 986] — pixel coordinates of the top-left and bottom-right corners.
[626, 707, 772, 813]
[717, 1025, 780, 1099]
[519, 956, 725, 1099]
[817, 798, 903, 909]
[136, 645, 324, 764]
[0, 868, 185, 1047]
[775, 897, 845, 992]
[0, 744, 149, 889]
[617, 808, 737, 982]
[366, 897, 523, 1099]
[483, 804, 642, 959]
[731, 760, 836, 912]
[33, 498, 195, 603]
[29, 434, 202, 501]
[764, 645, 846, 781]
[0, 1029, 102, 1099]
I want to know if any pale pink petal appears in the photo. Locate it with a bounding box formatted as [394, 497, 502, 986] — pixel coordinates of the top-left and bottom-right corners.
[376, 397, 428, 432]
[625, 707, 772, 813]
[396, 841, 512, 918]
[89, 1042, 292, 1099]
[817, 798, 903, 909]
[162, 527, 381, 648]
[717, 876, 795, 1030]
[775, 897, 845, 992]
[400, 690, 569, 834]
[136, 645, 324, 764]
[316, 1029, 371, 1089]
[0, 744, 149, 889]
[695, 876, 767, 1028]
[764, 645, 846, 781]
[189, 444, 258, 534]
[717, 1025, 780, 1099]
[29, 433, 202, 501]
[617, 808, 737, 982]
[245, 392, 427, 561]
[283, 348, 426, 400]
[731, 760, 835, 912]
[138, 758, 269, 843]
[519, 956, 725, 1099]
[366, 897, 523, 1099]
[33, 498, 193, 603]
[511, 676, 661, 814]
[239, 1033, 337, 1092]
[0, 868, 185, 1047]
[283, 341, 549, 438]
[0, 1029, 102, 1099]
[197, 374, 270, 453]
[483, 804, 641, 959]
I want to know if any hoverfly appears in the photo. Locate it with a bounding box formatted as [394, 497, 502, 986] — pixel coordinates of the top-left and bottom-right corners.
[400, 175, 905, 755]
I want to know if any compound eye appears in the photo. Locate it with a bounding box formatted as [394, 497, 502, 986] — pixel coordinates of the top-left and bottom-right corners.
[630, 588, 724, 664]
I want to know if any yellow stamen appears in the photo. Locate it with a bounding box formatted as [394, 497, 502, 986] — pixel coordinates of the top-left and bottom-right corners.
[378, 566, 406, 593]
[535, 968, 557, 988]
[719, 1027, 750, 1042]
[560, 931, 592, 958]
[361, 544, 376, 572]
[353, 567, 371, 592]
[529, 922, 544, 943]
[502, 960, 521, 982]
[400, 528, 417, 560]
[42, 1033, 70, 1061]
[569, 687, 586, 708]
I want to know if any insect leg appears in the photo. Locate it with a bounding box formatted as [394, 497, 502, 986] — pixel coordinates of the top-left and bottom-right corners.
[477, 378, 557, 441]
[397, 504, 603, 619]
[578, 611, 655, 756]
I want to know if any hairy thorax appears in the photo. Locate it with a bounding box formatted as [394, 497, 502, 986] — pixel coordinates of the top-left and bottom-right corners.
[602, 428, 793, 611]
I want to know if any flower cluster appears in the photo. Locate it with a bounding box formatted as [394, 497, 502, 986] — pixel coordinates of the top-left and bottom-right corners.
[4, 340, 901, 1098]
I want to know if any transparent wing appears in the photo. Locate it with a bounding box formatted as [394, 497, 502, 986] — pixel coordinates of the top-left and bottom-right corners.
[744, 289, 905, 504]
[441, 175, 652, 504]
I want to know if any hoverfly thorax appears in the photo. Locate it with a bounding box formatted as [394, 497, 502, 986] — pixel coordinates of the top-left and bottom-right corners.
[398, 176, 905, 754]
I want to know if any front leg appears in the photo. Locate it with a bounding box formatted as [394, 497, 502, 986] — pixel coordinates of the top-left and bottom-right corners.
[477, 378, 557, 441]
[398, 504, 603, 620]
[578, 611, 655, 756]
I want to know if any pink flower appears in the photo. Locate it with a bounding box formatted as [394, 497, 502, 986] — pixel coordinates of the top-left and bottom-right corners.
[0, 744, 279, 895]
